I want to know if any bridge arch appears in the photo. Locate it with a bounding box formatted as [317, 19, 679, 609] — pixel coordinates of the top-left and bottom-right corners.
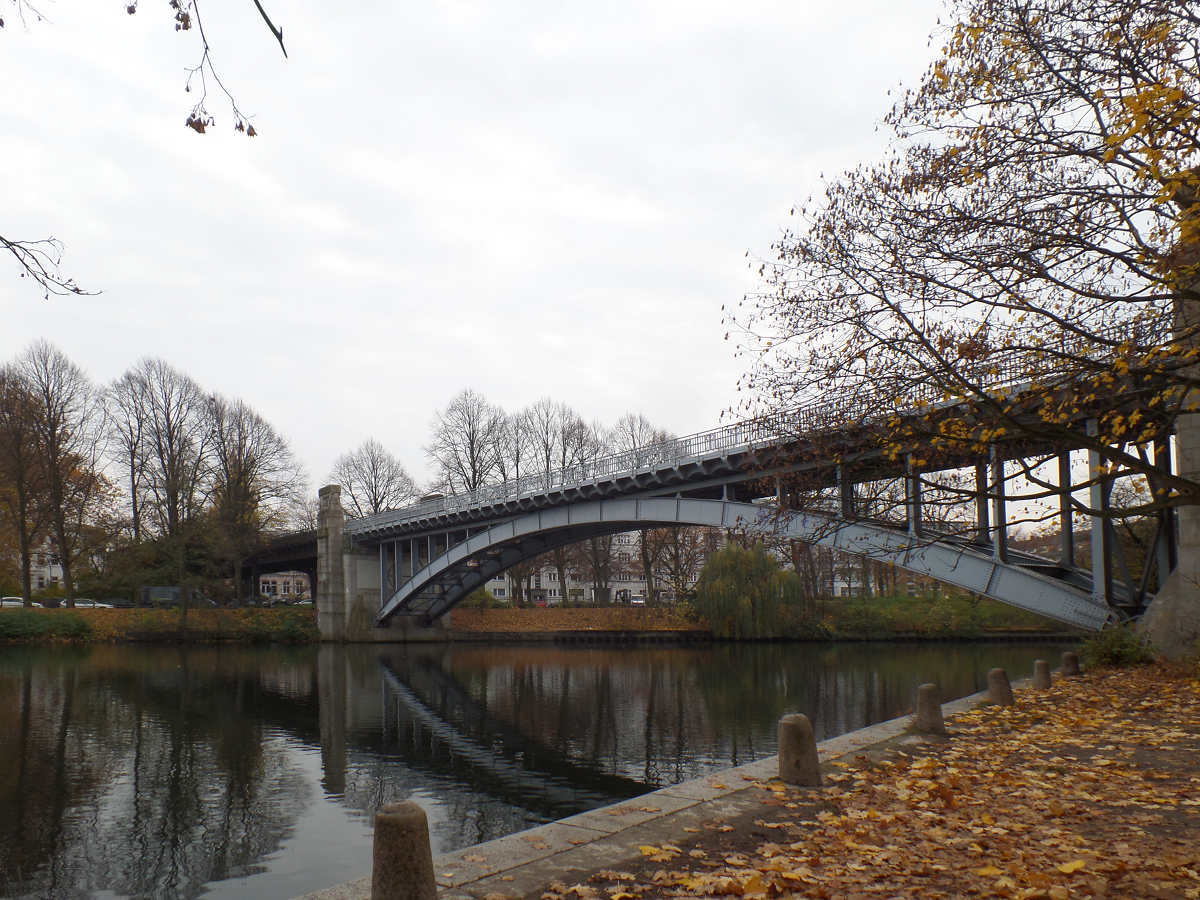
[377, 497, 1112, 631]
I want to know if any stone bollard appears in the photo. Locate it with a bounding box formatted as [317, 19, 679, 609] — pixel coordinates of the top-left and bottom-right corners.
[1032, 659, 1052, 689]
[1061, 651, 1081, 677]
[778, 713, 823, 786]
[987, 668, 1015, 706]
[371, 801, 438, 900]
[914, 683, 947, 734]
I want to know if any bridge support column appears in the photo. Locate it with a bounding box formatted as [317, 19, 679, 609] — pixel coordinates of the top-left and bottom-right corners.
[1086, 420, 1113, 609]
[905, 454, 922, 537]
[317, 484, 347, 640]
[974, 462, 989, 544]
[990, 447, 1008, 562]
[1058, 453, 1075, 566]
[1141, 414, 1200, 655]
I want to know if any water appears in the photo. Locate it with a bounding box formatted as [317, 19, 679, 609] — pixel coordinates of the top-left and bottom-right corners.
[0, 640, 1072, 900]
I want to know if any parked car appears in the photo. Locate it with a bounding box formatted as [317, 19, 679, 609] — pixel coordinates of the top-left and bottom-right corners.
[73, 599, 114, 608]
[1, 597, 28, 608]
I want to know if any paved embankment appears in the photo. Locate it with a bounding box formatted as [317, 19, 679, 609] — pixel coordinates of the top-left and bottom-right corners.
[293, 681, 1024, 900]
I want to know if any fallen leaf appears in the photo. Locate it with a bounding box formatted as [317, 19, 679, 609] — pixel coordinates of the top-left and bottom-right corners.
[1058, 860, 1087, 875]
[977, 865, 1005, 876]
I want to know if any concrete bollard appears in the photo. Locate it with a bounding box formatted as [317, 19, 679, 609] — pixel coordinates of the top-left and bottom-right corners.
[778, 713, 823, 786]
[987, 667, 1015, 706]
[914, 683, 947, 734]
[371, 801, 438, 900]
[1061, 651, 1081, 676]
[1032, 659, 1052, 689]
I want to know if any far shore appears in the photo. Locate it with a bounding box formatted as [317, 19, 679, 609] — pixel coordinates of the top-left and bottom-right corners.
[0, 600, 1080, 644]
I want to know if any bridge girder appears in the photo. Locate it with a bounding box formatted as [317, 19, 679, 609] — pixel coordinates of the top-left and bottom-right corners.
[376, 497, 1113, 631]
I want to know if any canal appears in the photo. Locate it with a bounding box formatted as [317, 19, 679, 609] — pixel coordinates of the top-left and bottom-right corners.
[0, 640, 1071, 900]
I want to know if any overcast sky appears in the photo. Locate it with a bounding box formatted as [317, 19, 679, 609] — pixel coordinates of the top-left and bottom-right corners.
[1, 0, 945, 488]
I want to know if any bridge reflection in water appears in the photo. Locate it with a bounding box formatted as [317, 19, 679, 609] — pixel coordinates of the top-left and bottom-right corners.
[0, 641, 1072, 900]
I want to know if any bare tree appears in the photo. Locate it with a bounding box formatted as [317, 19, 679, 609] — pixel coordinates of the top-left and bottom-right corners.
[16, 341, 102, 606]
[493, 410, 533, 486]
[105, 370, 150, 543]
[330, 438, 417, 518]
[572, 535, 623, 606]
[661, 526, 707, 606]
[0, 365, 48, 603]
[207, 395, 307, 599]
[608, 413, 675, 605]
[131, 359, 211, 538]
[425, 389, 503, 493]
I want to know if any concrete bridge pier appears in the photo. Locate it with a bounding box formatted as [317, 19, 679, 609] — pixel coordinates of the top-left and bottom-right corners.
[316, 484, 452, 642]
[1140, 294, 1200, 658]
[1140, 412, 1200, 657]
[316, 485, 348, 641]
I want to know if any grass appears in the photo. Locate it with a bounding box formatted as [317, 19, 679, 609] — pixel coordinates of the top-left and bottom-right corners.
[0, 609, 92, 642]
[819, 592, 1071, 639]
[0, 607, 319, 643]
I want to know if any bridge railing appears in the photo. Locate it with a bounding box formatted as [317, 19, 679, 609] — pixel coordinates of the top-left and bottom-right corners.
[348, 318, 1173, 534]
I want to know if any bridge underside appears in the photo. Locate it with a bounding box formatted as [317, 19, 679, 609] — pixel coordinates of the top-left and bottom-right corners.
[376, 498, 1114, 631]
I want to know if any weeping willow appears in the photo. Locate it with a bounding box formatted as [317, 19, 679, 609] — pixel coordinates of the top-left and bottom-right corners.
[694, 543, 807, 639]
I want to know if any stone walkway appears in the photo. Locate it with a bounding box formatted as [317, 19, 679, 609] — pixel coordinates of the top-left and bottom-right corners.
[293, 686, 1003, 900]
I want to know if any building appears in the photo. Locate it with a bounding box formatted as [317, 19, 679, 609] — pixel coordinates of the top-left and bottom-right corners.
[257, 571, 311, 600]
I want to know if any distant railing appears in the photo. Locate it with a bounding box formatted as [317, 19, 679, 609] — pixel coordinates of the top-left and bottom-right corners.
[348, 318, 1174, 534]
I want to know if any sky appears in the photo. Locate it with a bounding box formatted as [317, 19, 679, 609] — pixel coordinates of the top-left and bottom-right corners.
[1, 0, 948, 488]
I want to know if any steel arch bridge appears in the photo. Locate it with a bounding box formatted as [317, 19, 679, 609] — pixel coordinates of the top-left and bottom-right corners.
[368, 497, 1113, 630]
[332, 373, 1179, 635]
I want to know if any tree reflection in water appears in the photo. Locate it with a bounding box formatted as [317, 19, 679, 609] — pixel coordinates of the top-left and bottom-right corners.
[0, 640, 1071, 900]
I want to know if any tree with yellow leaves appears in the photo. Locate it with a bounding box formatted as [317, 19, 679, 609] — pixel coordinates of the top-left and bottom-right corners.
[737, 0, 1200, 520]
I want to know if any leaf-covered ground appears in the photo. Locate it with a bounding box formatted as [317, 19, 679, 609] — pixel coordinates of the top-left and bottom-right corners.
[535, 664, 1200, 900]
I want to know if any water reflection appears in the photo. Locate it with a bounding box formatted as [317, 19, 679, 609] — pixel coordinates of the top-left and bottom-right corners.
[0, 640, 1071, 900]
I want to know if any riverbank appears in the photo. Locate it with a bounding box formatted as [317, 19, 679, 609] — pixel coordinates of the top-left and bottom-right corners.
[0, 607, 320, 642]
[0, 603, 1076, 643]
[450, 598, 1077, 642]
[297, 659, 1200, 900]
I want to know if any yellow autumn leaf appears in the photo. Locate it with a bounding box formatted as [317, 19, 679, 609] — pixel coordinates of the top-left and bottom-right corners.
[638, 846, 659, 856]
[1048, 887, 1070, 900]
[981, 813, 996, 825]
[976, 865, 1004, 876]
[1057, 860, 1086, 874]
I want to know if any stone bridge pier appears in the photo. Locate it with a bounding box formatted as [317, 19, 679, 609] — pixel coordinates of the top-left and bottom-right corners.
[315, 484, 450, 642]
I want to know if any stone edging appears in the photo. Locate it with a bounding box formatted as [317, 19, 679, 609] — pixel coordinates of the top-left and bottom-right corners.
[291, 678, 1031, 900]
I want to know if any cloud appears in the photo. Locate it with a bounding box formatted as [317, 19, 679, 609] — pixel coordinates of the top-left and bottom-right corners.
[0, 0, 944, 483]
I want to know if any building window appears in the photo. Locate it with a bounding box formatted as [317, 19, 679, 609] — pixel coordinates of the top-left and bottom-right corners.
[494, 589, 505, 598]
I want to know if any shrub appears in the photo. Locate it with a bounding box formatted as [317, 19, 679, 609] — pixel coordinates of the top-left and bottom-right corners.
[461, 587, 498, 609]
[1080, 623, 1156, 667]
[0, 610, 92, 641]
[694, 543, 818, 638]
